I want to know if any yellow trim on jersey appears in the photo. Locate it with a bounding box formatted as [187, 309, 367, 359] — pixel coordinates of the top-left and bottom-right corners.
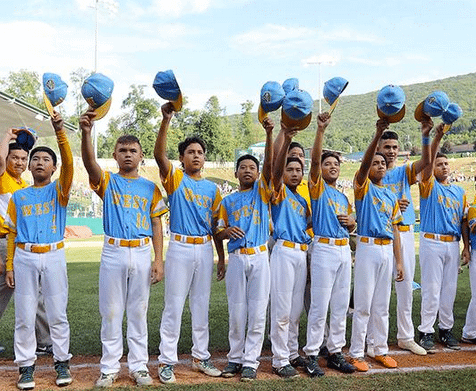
[162, 164, 184, 195]
[6, 231, 16, 271]
[56, 129, 74, 207]
[419, 175, 435, 199]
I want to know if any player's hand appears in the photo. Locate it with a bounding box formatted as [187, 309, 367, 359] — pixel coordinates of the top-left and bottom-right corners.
[398, 198, 410, 212]
[376, 118, 390, 135]
[337, 214, 353, 228]
[161, 102, 175, 122]
[281, 122, 299, 140]
[262, 117, 275, 134]
[79, 108, 97, 134]
[6, 128, 18, 141]
[217, 261, 226, 281]
[6, 270, 14, 288]
[434, 122, 445, 139]
[462, 247, 471, 266]
[420, 115, 433, 136]
[51, 110, 64, 132]
[317, 112, 331, 131]
[225, 226, 246, 240]
[395, 264, 404, 282]
[150, 260, 164, 284]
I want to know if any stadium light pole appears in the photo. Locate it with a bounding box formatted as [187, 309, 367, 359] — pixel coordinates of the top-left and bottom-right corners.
[305, 57, 336, 113]
[89, 0, 118, 157]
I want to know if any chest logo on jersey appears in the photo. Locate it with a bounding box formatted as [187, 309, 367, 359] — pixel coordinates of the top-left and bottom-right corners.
[231, 200, 261, 224]
[372, 196, 393, 216]
[289, 198, 306, 217]
[21, 200, 55, 217]
[111, 191, 148, 211]
[184, 188, 212, 209]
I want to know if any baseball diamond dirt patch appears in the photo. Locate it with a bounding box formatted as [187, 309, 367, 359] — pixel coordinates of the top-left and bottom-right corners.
[0, 345, 475, 390]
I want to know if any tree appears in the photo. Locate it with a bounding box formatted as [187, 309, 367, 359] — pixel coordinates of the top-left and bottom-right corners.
[194, 96, 233, 161]
[99, 85, 161, 158]
[239, 100, 256, 148]
[0, 69, 44, 109]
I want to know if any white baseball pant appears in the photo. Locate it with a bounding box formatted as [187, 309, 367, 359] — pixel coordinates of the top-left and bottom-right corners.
[99, 239, 152, 374]
[269, 240, 307, 368]
[159, 239, 214, 365]
[226, 249, 270, 369]
[13, 247, 71, 367]
[418, 234, 460, 334]
[462, 251, 476, 340]
[304, 239, 352, 356]
[350, 238, 393, 358]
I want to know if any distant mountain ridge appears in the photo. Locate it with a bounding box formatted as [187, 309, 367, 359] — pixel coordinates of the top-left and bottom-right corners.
[248, 72, 476, 152]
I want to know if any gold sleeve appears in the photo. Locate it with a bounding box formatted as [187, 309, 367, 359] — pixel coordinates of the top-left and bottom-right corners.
[56, 129, 74, 207]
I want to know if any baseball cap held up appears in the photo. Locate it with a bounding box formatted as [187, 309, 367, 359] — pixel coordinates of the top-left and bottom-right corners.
[153, 70, 183, 111]
[376, 85, 406, 123]
[282, 78, 299, 94]
[258, 81, 285, 124]
[43, 73, 68, 117]
[442, 102, 463, 125]
[81, 73, 114, 120]
[414, 91, 449, 122]
[281, 89, 313, 131]
[15, 127, 38, 151]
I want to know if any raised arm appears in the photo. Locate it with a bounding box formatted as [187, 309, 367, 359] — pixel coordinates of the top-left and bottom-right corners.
[52, 110, 73, 199]
[154, 102, 175, 180]
[412, 116, 433, 175]
[309, 112, 331, 183]
[272, 127, 285, 167]
[421, 122, 444, 182]
[393, 225, 404, 281]
[80, 108, 102, 187]
[355, 118, 389, 186]
[261, 117, 274, 185]
[272, 122, 298, 190]
[0, 129, 17, 176]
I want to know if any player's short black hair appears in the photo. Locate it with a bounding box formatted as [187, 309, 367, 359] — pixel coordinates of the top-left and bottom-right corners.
[8, 142, 29, 155]
[381, 131, 399, 141]
[321, 151, 341, 164]
[178, 136, 206, 156]
[436, 152, 447, 159]
[236, 154, 259, 171]
[286, 156, 304, 171]
[29, 146, 57, 166]
[115, 135, 142, 150]
[288, 141, 305, 154]
[374, 151, 388, 167]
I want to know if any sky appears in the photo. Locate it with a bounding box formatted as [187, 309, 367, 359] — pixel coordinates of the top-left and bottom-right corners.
[1, 0, 475, 131]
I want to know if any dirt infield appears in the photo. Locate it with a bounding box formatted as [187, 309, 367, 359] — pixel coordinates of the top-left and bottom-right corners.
[1, 344, 475, 390]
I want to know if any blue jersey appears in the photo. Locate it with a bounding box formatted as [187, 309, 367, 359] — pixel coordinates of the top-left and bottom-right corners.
[271, 184, 311, 244]
[92, 171, 168, 239]
[163, 165, 221, 236]
[217, 177, 272, 253]
[419, 176, 466, 238]
[6, 180, 69, 244]
[354, 176, 402, 239]
[383, 163, 417, 225]
[309, 174, 352, 239]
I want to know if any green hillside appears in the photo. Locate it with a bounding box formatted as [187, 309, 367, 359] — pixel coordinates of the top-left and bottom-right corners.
[253, 72, 476, 153]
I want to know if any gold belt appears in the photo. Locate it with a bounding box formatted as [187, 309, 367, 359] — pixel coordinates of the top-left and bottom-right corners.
[17, 241, 64, 253]
[359, 237, 392, 245]
[107, 237, 150, 247]
[282, 240, 308, 251]
[173, 234, 212, 244]
[317, 237, 349, 246]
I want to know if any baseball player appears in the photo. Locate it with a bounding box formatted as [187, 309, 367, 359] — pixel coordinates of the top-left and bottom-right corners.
[462, 195, 476, 345]
[0, 130, 52, 356]
[349, 118, 404, 372]
[4, 111, 74, 389]
[366, 119, 433, 357]
[417, 123, 469, 352]
[303, 112, 356, 375]
[215, 117, 274, 382]
[80, 109, 167, 387]
[154, 103, 223, 384]
[268, 122, 310, 378]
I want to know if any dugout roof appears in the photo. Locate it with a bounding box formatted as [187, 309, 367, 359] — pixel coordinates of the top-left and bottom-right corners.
[0, 90, 76, 137]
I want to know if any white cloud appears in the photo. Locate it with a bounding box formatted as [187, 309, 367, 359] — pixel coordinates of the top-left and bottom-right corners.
[150, 0, 212, 18]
